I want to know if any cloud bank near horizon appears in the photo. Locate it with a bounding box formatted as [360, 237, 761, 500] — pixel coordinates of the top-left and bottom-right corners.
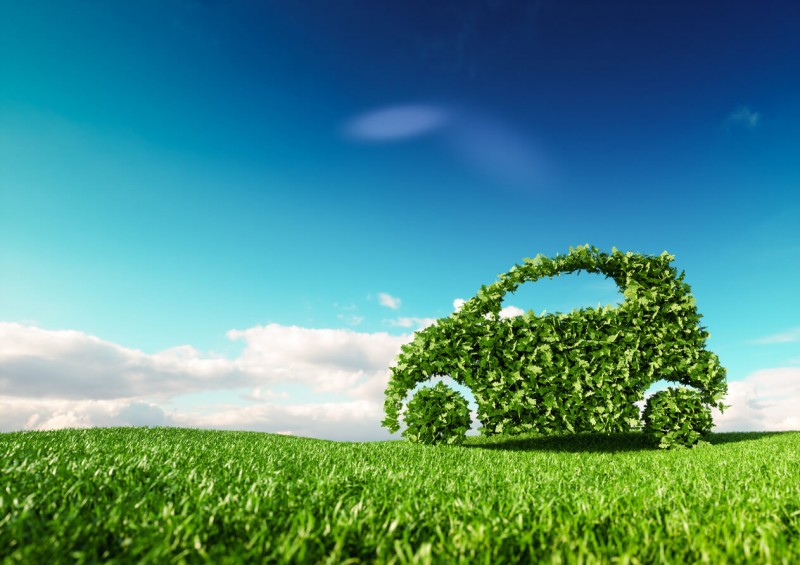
[1, 321, 797, 440]
[0, 321, 408, 441]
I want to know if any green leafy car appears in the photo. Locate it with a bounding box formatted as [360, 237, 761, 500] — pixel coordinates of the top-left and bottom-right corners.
[382, 245, 728, 448]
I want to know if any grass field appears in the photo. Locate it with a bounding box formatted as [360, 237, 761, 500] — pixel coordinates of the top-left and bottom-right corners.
[2, 427, 799, 563]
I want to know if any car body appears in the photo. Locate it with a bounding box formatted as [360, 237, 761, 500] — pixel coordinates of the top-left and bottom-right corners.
[382, 245, 728, 438]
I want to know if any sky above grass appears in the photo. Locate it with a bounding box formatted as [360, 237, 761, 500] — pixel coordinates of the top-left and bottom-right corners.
[1, 0, 799, 439]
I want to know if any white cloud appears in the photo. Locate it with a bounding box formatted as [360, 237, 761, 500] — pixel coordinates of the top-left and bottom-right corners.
[227, 323, 403, 382]
[712, 368, 800, 432]
[0, 323, 246, 400]
[751, 327, 800, 345]
[171, 400, 390, 442]
[343, 105, 449, 141]
[378, 292, 402, 310]
[0, 322, 410, 441]
[249, 386, 290, 401]
[453, 298, 466, 311]
[499, 305, 526, 319]
[728, 106, 760, 129]
[0, 397, 174, 432]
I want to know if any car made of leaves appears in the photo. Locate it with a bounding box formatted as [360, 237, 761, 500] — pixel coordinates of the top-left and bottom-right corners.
[382, 245, 728, 448]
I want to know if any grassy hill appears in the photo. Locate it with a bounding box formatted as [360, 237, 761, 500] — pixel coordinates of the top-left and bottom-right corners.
[2, 427, 799, 563]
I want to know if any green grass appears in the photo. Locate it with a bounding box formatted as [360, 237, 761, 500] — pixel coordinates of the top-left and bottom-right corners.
[2, 427, 799, 563]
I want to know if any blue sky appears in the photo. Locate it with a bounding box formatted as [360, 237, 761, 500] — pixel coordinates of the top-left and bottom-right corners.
[1, 0, 798, 439]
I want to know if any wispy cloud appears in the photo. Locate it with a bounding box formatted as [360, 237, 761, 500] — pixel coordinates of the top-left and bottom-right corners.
[342, 103, 552, 192]
[386, 317, 437, 330]
[337, 314, 365, 326]
[342, 105, 449, 141]
[728, 106, 761, 129]
[378, 292, 402, 310]
[750, 327, 800, 345]
[444, 113, 549, 191]
[333, 302, 364, 326]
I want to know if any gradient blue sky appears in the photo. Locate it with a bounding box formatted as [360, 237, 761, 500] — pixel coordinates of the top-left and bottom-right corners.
[1, 1, 799, 439]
